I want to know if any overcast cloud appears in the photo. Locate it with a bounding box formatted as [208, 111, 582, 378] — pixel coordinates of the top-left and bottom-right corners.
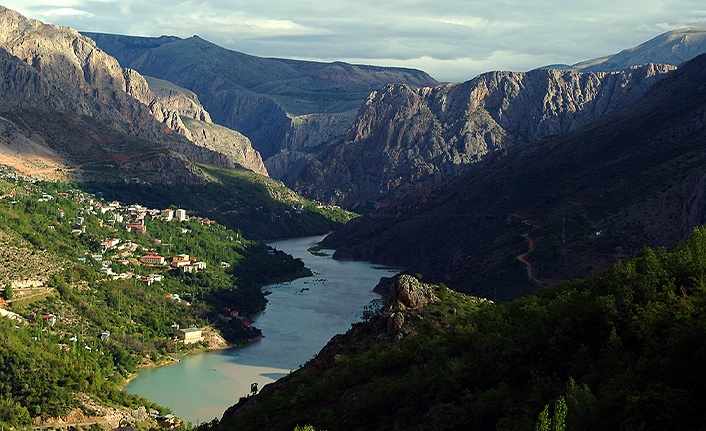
[3, 0, 706, 82]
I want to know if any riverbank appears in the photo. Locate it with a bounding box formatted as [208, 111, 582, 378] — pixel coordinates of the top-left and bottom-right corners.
[124, 235, 400, 424]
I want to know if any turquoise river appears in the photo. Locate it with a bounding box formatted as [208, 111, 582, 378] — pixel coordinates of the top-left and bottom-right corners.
[125, 235, 399, 424]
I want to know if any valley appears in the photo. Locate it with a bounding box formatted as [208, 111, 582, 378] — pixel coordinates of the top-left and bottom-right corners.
[1, 3, 706, 430]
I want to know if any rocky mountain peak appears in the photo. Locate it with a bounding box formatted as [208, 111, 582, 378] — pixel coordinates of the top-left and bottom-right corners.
[292, 62, 675, 209]
[0, 6, 269, 179]
[549, 27, 706, 72]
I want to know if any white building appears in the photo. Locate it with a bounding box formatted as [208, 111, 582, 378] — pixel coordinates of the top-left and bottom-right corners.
[175, 209, 187, 222]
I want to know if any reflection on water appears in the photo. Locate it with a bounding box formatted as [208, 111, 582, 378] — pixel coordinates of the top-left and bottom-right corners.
[125, 235, 399, 424]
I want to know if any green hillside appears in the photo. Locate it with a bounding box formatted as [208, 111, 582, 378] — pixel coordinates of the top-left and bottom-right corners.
[0, 171, 309, 428]
[86, 164, 355, 240]
[209, 227, 706, 431]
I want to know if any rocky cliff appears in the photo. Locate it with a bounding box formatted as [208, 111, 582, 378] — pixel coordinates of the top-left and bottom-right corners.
[0, 6, 266, 181]
[291, 63, 675, 209]
[322, 54, 706, 299]
[82, 33, 439, 179]
[145, 76, 268, 175]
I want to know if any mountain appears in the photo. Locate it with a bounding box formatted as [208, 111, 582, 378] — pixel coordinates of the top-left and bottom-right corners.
[82, 32, 439, 177]
[548, 27, 706, 72]
[321, 53, 706, 299]
[0, 7, 349, 239]
[290, 63, 674, 210]
[0, 6, 272, 183]
[145, 76, 268, 175]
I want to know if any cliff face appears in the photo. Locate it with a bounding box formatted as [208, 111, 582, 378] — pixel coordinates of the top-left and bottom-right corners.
[83, 33, 439, 179]
[291, 64, 675, 209]
[145, 76, 268, 175]
[322, 54, 706, 299]
[0, 7, 269, 181]
[0, 7, 163, 141]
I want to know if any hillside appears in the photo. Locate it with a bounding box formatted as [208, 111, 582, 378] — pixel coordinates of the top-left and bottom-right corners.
[208, 229, 706, 430]
[82, 32, 439, 176]
[322, 53, 706, 299]
[0, 170, 310, 428]
[0, 6, 244, 183]
[548, 27, 706, 72]
[86, 165, 355, 240]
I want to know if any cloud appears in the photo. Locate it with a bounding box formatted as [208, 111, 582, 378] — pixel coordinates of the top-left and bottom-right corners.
[39, 8, 94, 18]
[2, 0, 705, 82]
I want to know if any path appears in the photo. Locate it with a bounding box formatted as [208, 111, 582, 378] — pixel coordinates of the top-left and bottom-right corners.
[515, 220, 550, 285]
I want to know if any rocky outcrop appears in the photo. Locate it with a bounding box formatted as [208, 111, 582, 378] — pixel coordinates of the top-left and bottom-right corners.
[0, 6, 265, 182]
[181, 117, 268, 175]
[83, 33, 439, 180]
[372, 274, 440, 341]
[143, 76, 268, 174]
[144, 76, 212, 123]
[291, 63, 675, 209]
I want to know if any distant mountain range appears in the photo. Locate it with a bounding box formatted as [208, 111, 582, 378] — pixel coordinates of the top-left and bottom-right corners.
[545, 27, 706, 72]
[82, 32, 439, 178]
[290, 64, 673, 210]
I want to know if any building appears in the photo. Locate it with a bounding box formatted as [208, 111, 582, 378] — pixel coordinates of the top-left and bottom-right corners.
[139, 252, 165, 265]
[41, 314, 57, 327]
[171, 254, 191, 268]
[101, 238, 120, 251]
[174, 327, 203, 344]
[161, 209, 174, 221]
[175, 208, 187, 222]
[183, 261, 207, 273]
[126, 222, 146, 234]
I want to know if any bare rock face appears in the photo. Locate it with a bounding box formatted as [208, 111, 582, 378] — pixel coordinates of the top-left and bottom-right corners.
[386, 274, 440, 312]
[181, 117, 268, 175]
[144, 76, 212, 122]
[377, 274, 440, 339]
[0, 6, 260, 181]
[0, 6, 160, 140]
[292, 64, 675, 209]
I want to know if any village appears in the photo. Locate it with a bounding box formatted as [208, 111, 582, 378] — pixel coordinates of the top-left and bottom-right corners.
[0, 165, 260, 350]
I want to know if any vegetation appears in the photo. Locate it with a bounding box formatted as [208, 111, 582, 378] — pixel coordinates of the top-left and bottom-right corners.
[0, 172, 312, 428]
[207, 227, 706, 431]
[86, 164, 355, 240]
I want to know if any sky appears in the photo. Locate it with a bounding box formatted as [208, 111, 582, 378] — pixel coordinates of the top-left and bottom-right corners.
[3, 1, 706, 83]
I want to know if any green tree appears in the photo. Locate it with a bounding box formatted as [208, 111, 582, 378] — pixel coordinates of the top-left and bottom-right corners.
[536, 397, 566, 431]
[3, 283, 12, 300]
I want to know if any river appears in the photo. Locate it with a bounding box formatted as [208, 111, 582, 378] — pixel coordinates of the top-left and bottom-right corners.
[124, 235, 399, 424]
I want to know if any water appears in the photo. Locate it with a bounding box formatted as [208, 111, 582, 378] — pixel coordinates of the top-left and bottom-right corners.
[125, 235, 398, 424]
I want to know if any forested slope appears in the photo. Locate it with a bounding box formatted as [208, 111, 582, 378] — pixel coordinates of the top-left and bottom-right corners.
[210, 227, 706, 431]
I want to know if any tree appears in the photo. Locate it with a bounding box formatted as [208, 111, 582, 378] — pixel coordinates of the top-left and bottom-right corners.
[536, 396, 566, 431]
[3, 283, 12, 300]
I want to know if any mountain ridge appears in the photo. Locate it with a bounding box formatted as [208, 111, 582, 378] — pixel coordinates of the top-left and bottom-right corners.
[291, 63, 674, 209]
[0, 6, 268, 182]
[82, 32, 439, 176]
[322, 53, 706, 299]
[547, 27, 706, 72]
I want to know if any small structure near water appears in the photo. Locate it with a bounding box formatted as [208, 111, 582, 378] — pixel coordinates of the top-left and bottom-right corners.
[174, 327, 203, 344]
